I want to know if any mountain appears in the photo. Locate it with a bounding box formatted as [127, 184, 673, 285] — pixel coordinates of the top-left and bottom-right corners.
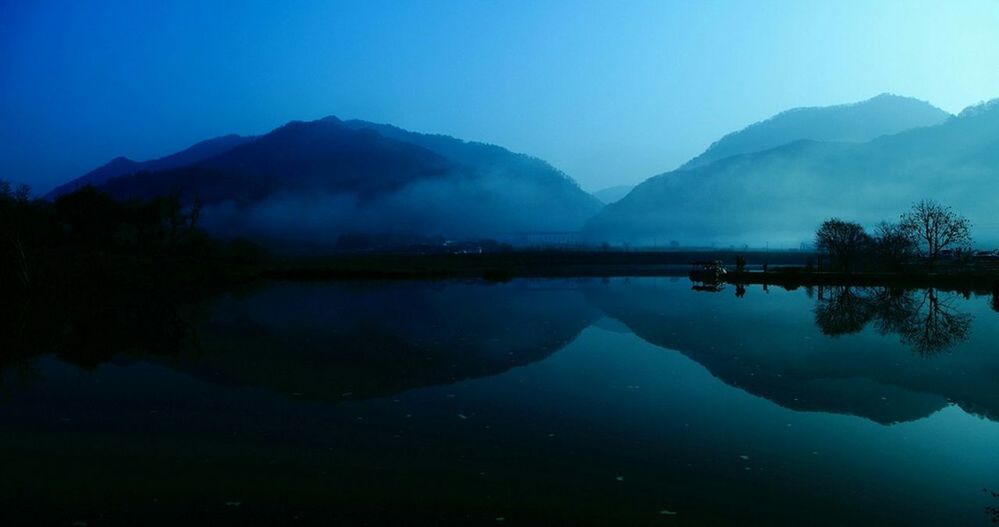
[680, 93, 951, 170]
[45, 134, 252, 199]
[584, 97, 999, 247]
[68, 117, 602, 244]
[592, 185, 634, 204]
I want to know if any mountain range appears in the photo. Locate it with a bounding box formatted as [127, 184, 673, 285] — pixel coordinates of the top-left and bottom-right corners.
[53, 92, 999, 247]
[585, 95, 999, 246]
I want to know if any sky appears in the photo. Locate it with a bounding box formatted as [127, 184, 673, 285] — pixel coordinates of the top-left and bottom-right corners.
[3, 0, 999, 194]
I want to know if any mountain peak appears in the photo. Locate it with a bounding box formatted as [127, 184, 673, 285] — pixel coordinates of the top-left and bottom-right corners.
[680, 94, 951, 170]
[957, 98, 999, 118]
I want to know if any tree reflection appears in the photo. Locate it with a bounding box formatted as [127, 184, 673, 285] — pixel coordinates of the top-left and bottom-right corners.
[814, 286, 972, 355]
[814, 286, 875, 336]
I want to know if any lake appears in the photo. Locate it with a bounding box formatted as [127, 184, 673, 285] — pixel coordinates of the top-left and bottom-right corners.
[2, 278, 999, 525]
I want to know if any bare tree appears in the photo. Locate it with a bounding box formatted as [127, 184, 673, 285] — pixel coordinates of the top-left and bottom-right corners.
[815, 218, 871, 272]
[899, 200, 972, 266]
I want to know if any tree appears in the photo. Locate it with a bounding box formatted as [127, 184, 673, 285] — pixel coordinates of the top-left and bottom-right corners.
[815, 218, 871, 272]
[0, 180, 32, 285]
[872, 221, 918, 271]
[899, 200, 971, 266]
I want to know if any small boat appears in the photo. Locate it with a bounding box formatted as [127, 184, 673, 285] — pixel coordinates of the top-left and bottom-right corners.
[689, 260, 727, 283]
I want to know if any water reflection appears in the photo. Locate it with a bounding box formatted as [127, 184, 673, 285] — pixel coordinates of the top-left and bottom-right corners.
[3, 278, 999, 524]
[137, 281, 601, 402]
[3, 278, 999, 426]
[587, 279, 999, 424]
[815, 287, 972, 355]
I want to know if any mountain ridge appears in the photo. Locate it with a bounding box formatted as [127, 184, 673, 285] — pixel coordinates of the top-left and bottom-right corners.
[46, 134, 254, 199]
[585, 96, 999, 246]
[680, 93, 951, 170]
[63, 116, 601, 244]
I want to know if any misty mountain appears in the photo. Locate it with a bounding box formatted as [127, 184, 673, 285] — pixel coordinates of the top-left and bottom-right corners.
[68, 117, 601, 244]
[585, 97, 999, 247]
[592, 185, 634, 204]
[45, 134, 252, 199]
[681, 93, 951, 170]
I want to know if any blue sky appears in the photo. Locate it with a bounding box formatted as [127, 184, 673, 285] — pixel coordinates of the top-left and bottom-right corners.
[3, 0, 999, 193]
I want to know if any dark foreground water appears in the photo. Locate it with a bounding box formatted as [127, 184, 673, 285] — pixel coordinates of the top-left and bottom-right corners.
[3, 278, 999, 526]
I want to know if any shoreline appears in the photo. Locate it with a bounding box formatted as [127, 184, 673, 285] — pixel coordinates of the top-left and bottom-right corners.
[257, 250, 999, 291]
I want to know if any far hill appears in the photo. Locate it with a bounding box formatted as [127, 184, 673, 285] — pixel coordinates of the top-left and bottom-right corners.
[592, 185, 634, 204]
[681, 93, 951, 170]
[584, 97, 999, 247]
[66, 117, 601, 245]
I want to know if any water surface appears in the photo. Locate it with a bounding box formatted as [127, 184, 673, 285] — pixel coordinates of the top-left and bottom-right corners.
[2, 278, 999, 525]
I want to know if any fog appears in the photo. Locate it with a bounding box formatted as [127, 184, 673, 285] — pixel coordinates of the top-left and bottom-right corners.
[201, 170, 597, 246]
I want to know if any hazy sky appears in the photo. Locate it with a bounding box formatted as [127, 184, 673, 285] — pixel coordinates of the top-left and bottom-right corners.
[3, 0, 999, 193]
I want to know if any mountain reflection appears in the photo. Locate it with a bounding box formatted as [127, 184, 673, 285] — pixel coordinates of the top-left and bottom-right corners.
[1, 280, 600, 402]
[814, 287, 972, 355]
[5, 278, 999, 426]
[586, 279, 999, 424]
[138, 281, 601, 402]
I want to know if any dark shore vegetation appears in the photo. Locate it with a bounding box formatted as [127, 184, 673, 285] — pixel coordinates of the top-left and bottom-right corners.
[0, 182, 264, 364]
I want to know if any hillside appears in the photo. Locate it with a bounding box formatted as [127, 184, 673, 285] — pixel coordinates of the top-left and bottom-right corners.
[585, 98, 999, 247]
[681, 93, 950, 170]
[66, 117, 601, 244]
[46, 134, 252, 199]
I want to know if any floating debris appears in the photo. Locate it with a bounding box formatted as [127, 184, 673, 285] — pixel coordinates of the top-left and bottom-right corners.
[225, 501, 242, 507]
[659, 510, 678, 516]
[615, 476, 625, 481]
[739, 455, 750, 460]
[458, 414, 468, 420]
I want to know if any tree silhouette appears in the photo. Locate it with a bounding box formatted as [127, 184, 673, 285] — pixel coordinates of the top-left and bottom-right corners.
[872, 221, 918, 271]
[815, 218, 871, 272]
[899, 200, 971, 266]
[0, 180, 33, 285]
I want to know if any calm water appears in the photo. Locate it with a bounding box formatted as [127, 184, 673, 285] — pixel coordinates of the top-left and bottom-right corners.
[3, 278, 999, 525]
